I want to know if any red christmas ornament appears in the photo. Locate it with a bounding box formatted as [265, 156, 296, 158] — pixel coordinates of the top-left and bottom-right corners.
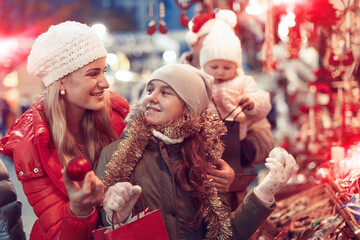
[146, 20, 156, 35]
[66, 157, 91, 182]
[179, 11, 190, 28]
[146, 0, 156, 35]
[159, 20, 168, 34]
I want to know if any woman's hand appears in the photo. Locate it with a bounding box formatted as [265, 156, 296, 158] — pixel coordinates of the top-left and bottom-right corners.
[62, 169, 104, 217]
[103, 182, 142, 223]
[207, 159, 235, 193]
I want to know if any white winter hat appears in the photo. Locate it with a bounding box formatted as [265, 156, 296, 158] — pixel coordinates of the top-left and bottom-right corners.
[27, 21, 107, 87]
[200, 20, 242, 68]
[148, 64, 214, 114]
[185, 9, 237, 46]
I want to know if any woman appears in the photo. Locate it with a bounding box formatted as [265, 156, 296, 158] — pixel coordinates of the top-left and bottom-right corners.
[98, 64, 296, 239]
[0, 21, 129, 240]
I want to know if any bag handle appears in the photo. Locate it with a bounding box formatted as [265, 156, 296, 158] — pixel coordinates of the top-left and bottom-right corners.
[211, 97, 245, 128]
[110, 194, 146, 229]
[137, 194, 146, 218]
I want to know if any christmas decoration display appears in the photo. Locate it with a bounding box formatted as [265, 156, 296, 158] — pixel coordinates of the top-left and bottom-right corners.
[146, 0, 168, 35]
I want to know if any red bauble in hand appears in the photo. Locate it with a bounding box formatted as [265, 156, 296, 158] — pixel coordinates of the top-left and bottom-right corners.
[66, 157, 91, 181]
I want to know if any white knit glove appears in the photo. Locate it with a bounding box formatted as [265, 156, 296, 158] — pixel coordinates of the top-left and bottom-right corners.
[103, 182, 142, 224]
[254, 147, 296, 202]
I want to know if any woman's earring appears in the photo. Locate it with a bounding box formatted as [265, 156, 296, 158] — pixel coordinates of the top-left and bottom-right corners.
[60, 89, 65, 95]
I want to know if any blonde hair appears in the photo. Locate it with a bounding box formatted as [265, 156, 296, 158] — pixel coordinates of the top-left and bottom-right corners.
[41, 79, 117, 168]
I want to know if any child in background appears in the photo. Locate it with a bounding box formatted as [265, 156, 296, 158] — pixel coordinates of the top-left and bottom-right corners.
[97, 63, 296, 239]
[200, 19, 273, 209]
[201, 19, 272, 161]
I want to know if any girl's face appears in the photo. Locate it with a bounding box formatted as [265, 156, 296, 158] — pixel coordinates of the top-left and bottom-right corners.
[203, 59, 237, 83]
[142, 80, 188, 125]
[62, 57, 109, 114]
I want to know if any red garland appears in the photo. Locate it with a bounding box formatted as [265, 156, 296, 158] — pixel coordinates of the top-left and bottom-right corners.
[306, 0, 338, 30]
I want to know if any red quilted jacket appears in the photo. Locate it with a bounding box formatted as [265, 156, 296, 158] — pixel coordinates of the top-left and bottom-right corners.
[0, 91, 129, 240]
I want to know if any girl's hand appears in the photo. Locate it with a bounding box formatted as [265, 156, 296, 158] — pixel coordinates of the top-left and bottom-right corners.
[103, 182, 142, 223]
[62, 169, 104, 217]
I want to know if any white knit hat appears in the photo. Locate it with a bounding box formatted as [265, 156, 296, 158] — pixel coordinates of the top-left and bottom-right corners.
[27, 21, 107, 87]
[200, 20, 242, 69]
[148, 64, 214, 114]
[185, 9, 237, 46]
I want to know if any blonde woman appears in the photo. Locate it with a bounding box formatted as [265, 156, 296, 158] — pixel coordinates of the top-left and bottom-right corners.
[0, 21, 129, 240]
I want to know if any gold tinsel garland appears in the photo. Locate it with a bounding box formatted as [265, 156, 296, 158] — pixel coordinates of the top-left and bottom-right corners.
[103, 112, 232, 240]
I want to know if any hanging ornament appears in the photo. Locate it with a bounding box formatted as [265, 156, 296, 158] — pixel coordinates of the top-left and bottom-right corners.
[286, 25, 301, 59]
[146, 0, 156, 35]
[159, 1, 168, 34]
[262, 0, 276, 73]
[179, 11, 190, 28]
[179, 0, 190, 28]
[174, 0, 199, 28]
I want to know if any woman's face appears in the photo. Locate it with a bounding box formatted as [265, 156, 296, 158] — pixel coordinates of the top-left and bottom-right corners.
[142, 80, 188, 125]
[62, 57, 109, 114]
[203, 59, 237, 83]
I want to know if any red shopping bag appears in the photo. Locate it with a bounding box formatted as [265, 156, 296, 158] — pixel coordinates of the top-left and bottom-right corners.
[93, 196, 169, 240]
[108, 209, 169, 240]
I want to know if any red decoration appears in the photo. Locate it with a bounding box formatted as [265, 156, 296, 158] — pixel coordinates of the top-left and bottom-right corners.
[287, 25, 301, 59]
[146, 0, 156, 35]
[309, 81, 332, 95]
[146, 20, 156, 35]
[179, 11, 190, 28]
[306, 0, 338, 30]
[329, 51, 354, 67]
[158, 1, 168, 34]
[158, 20, 168, 34]
[263, 0, 275, 73]
[66, 157, 91, 182]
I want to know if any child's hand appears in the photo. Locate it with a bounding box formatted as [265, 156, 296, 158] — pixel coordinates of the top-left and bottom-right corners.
[239, 96, 254, 111]
[254, 147, 296, 202]
[103, 182, 142, 223]
[206, 159, 235, 193]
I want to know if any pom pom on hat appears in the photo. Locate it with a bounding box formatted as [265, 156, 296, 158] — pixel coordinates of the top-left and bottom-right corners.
[185, 9, 237, 46]
[148, 64, 214, 114]
[200, 21, 242, 69]
[27, 21, 107, 87]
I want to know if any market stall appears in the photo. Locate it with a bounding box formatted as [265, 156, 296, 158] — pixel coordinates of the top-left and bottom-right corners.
[250, 151, 360, 239]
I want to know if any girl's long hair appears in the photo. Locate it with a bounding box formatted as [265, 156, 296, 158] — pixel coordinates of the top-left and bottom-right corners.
[42, 78, 117, 168]
[174, 132, 209, 230]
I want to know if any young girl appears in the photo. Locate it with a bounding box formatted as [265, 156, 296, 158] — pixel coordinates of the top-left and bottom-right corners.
[98, 63, 296, 239]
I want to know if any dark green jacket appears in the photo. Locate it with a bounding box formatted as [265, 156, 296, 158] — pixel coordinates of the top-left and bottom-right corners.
[96, 137, 275, 240]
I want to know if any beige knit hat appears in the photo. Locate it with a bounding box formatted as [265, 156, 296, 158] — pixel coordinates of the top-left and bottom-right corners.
[200, 20, 242, 69]
[148, 64, 214, 114]
[27, 21, 107, 87]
